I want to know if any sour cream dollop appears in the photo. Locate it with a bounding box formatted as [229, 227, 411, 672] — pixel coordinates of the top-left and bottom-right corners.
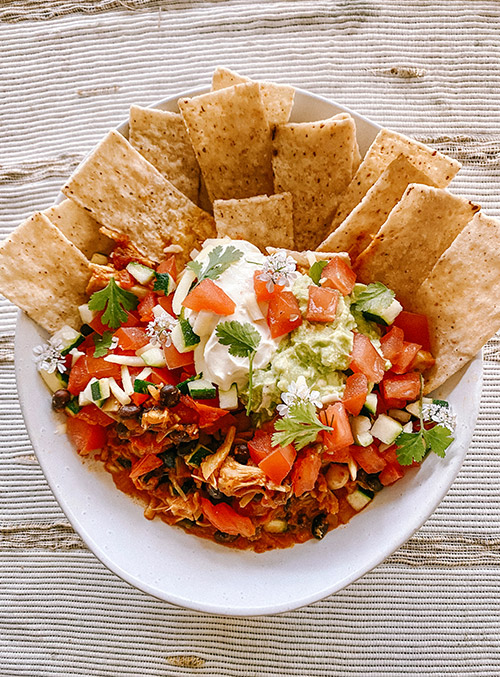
[183, 239, 281, 392]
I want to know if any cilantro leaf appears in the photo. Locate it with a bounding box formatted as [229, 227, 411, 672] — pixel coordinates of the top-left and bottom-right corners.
[353, 282, 395, 313]
[93, 331, 115, 358]
[309, 260, 328, 285]
[272, 401, 332, 450]
[422, 425, 453, 458]
[88, 277, 139, 329]
[215, 320, 261, 415]
[187, 245, 243, 283]
[394, 430, 427, 465]
[215, 320, 261, 358]
[153, 272, 174, 295]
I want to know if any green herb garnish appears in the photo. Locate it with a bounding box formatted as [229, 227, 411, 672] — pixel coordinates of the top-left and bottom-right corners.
[93, 331, 114, 358]
[352, 282, 395, 313]
[153, 272, 174, 295]
[88, 277, 139, 330]
[309, 260, 329, 285]
[272, 401, 332, 450]
[215, 320, 261, 415]
[188, 245, 243, 283]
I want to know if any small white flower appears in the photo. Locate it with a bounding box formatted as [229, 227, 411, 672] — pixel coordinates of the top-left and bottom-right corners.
[422, 402, 456, 432]
[258, 251, 297, 293]
[277, 375, 322, 417]
[32, 337, 67, 374]
[109, 336, 119, 351]
[146, 310, 177, 347]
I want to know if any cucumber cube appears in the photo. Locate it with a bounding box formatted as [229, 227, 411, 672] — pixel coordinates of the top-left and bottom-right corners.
[370, 414, 403, 445]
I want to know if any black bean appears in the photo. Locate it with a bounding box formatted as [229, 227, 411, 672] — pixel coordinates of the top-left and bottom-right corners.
[118, 404, 142, 419]
[170, 431, 194, 448]
[159, 384, 181, 408]
[213, 531, 238, 544]
[233, 443, 250, 465]
[51, 389, 71, 411]
[116, 422, 130, 440]
[116, 456, 132, 469]
[311, 513, 329, 540]
[181, 478, 195, 494]
[207, 485, 227, 503]
[159, 449, 176, 468]
[356, 469, 383, 493]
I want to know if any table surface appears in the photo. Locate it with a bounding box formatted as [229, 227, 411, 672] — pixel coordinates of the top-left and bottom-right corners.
[2, 2, 500, 675]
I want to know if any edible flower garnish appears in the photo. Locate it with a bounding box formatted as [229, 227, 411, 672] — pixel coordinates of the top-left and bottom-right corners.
[33, 339, 67, 374]
[276, 375, 322, 417]
[146, 310, 177, 347]
[258, 250, 297, 293]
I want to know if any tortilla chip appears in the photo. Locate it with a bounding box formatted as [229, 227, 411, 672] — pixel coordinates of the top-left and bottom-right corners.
[43, 198, 113, 258]
[330, 129, 461, 231]
[272, 114, 360, 250]
[129, 105, 200, 204]
[354, 184, 480, 308]
[178, 82, 274, 203]
[317, 154, 437, 258]
[62, 130, 215, 266]
[411, 212, 500, 394]
[266, 247, 350, 268]
[0, 212, 90, 332]
[211, 66, 295, 125]
[214, 193, 294, 249]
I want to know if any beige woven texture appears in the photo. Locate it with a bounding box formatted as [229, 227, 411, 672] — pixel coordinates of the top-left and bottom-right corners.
[1, 2, 500, 675]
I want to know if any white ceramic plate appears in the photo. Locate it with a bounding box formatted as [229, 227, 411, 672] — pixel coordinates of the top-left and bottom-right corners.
[15, 88, 482, 616]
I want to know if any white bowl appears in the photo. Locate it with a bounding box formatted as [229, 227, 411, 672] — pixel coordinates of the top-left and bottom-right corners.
[14, 88, 482, 616]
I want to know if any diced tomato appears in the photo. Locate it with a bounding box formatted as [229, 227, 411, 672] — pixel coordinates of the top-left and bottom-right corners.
[115, 269, 135, 290]
[394, 310, 431, 352]
[89, 310, 139, 334]
[342, 373, 369, 416]
[149, 367, 178, 387]
[322, 445, 352, 463]
[267, 291, 302, 339]
[201, 497, 255, 537]
[67, 356, 121, 395]
[383, 397, 408, 409]
[131, 392, 149, 406]
[321, 257, 357, 295]
[114, 326, 149, 351]
[381, 372, 421, 401]
[183, 279, 235, 315]
[306, 286, 339, 323]
[195, 402, 231, 429]
[290, 449, 322, 496]
[350, 443, 387, 474]
[350, 332, 385, 383]
[157, 293, 175, 317]
[66, 417, 107, 456]
[157, 254, 177, 281]
[75, 404, 114, 427]
[253, 270, 285, 303]
[248, 430, 274, 464]
[391, 341, 422, 374]
[129, 453, 163, 481]
[137, 292, 158, 322]
[380, 325, 405, 360]
[410, 349, 436, 373]
[379, 463, 405, 486]
[258, 443, 296, 485]
[163, 342, 195, 370]
[321, 402, 354, 451]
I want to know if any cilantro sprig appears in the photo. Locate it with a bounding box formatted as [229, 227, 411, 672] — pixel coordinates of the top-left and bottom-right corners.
[215, 320, 261, 415]
[187, 245, 243, 283]
[395, 376, 454, 465]
[93, 331, 115, 358]
[88, 277, 139, 330]
[309, 260, 328, 285]
[352, 282, 395, 314]
[272, 401, 332, 450]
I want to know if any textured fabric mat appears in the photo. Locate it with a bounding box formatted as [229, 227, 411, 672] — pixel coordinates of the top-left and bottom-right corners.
[1, 2, 500, 675]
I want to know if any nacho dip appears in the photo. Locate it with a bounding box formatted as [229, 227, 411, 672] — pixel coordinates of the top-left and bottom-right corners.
[1, 67, 499, 552]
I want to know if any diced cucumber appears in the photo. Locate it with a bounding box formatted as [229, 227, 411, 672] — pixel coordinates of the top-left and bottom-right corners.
[171, 318, 200, 353]
[52, 325, 84, 356]
[79, 303, 96, 325]
[188, 378, 217, 399]
[362, 298, 403, 326]
[370, 414, 403, 445]
[140, 347, 167, 368]
[133, 378, 152, 394]
[219, 384, 238, 410]
[172, 268, 197, 315]
[351, 415, 374, 447]
[90, 253, 109, 265]
[40, 368, 67, 394]
[177, 374, 200, 394]
[347, 486, 374, 511]
[192, 310, 219, 337]
[153, 271, 177, 295]
[64, 397, 81, 416]
[362, 392, 378, 416]
[79, 377, 110, 406]
[126, 261, 156, 285]
[186, 445, 214, 467]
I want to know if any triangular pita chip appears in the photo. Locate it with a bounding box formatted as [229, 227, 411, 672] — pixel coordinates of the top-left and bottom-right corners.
[272, 114, 360, 250]
[214, 193, 294, 249]
[330, 129, 461, 231]
[317, 154, 437, 258]
[178, 82, 274, 203]
[212, 66, 295, 125]
[0, 212, 90, 332]
[62, 130, 215, 266]
[354, 184, 480, 308]
[129, 105, 200, 204]
[44, 198, 114, 258]
[411, 212, 500, 394]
